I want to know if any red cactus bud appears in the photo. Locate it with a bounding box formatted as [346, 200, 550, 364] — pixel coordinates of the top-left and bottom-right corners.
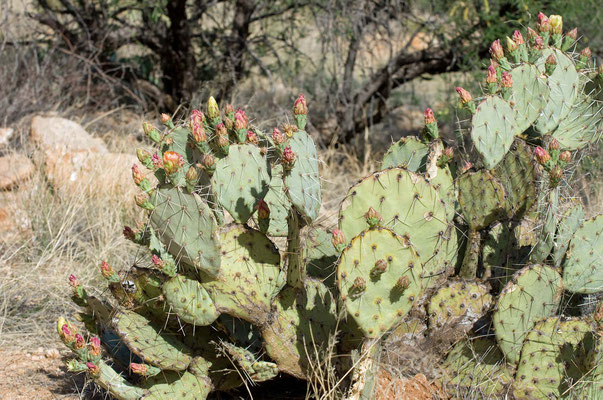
[396, 276, 410, 290]
[293, 94, 308, 115]
[61, 324, 75, 342]
[490, 58, 499, 70]
[151, 254, 163, 267]
[246, 130, 259, 145]
[216, 122, 227, 137]
[537, 12, 550, 33]
[534, 36, 544, 50]
[501, 71, 513, 88]
[486, 65, 497, 84]
[74, 333, 85, 350]
[489, 39, 504, 60]
[202, 153, 215, 170]
[456, 87, 472, 104]
[225, 104, 235, 114]
[353, 277, 366, 291]
[550, 138, 561, 151]
[186, 166, 198, 183]
[234, 109, 248, 131]
[549, 165, 563, 186]
[131, 164, 144, 185]
[373, 259, 387, 274]
[282, 146, 296, 166]
[256, 200, 270, 219]
[123, 226, 135, 241]
[567, 28, 578, 40]
[534, 146, 551, 165]
[88, 336, 101, 357]
[506, 36, 518, 52]
[527, 27, 538, 40]
[68, 274, 80, 288]
[207, 96, 220, 120]
[191, 120, 206, 143]
[217, 133, 229, 148]
[86, 362, 100, 375]
[151, 153, 163, 169]
[135, 193, 152, 210]
[546, 54, 557, 66]
[549, 15, 562, 35]
[191, 109, 205, 125]
[272, 127, 285, 144]
[100, 261, 114, 279]
[461, 161, 473, 173]
[580, 47, 592, 59]
[331, 229, 346, 250]
[160, 113, 171, 124]
[559, 150, 571, 163]
[424, 108, 436, 125]
[130, 363, 148, 375]
[513, 30, 525, 45]
[364, 206, 383, 228]
[162, 151, 184, 175]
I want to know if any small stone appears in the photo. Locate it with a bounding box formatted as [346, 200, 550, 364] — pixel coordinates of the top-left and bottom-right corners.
[0, 128, 14, 147]
[0, 154, 35, 190]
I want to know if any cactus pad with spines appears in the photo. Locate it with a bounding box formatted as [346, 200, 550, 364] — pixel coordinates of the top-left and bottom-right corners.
[222, 342, 279, 382]
[258, 164, 291, 236]
[211, 144, 271, 224]
[562, 214, 603, 294]
[337, 228, 422, 338]
[534, 49, 580, 134]
[161, 275, 219, 326]
[530, 190, 559, 263]
[94, 361, 148, 399]
[338, 168, 455, 288]
[492, 264, 563, 364]
[552, 96, 603, 149]
[304, 227, 339, 287]
[202, 225, 284, 325]
[470, 96, 516, 169]
[150, 186, 221, 277]
[283, 130, 322, 222]
[427, 280, 492, 331]
[426, 165, 456, 221]
[552, 199, 585, 267]
[513, 317, 594, 400]
[381, 136, 429, 172]
[143, 371, 212, 400]
[508, 64, 550, 134]
[112, 310, 193, 370]
[458, 170, 507, 230]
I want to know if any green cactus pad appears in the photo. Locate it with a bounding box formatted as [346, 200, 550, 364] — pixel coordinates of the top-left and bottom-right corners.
[262, 278, 337, 379]
[552, 199, 585, 267]
[112, 310, 192, 371]
[304, 227, 339, 287]
[283, 130, 322, 222]
[202, 225, 284, 325]
[535, 49, 580, 134]
[151, 186, 221, 278]
[530, 190, 559, 263]
[143, 371, 212, 400]
[222, 342, 279, 382]
[381, 136, 429, 172]
[508, 64, 550, 135]
[491, 139, 538, 218]
[427, 280, 492, 331]
[492, 264, 563, 364]
[552, 95, 602, 149]
[93, 361, 148, 399]
[427, 165, 456, 221]
[470, 96, 516, 169]
[458, 170, 507, 230]
[563, 214, 603, 294]
[483, 222, 526, 289]
[161, 275, 219, 326]
[337, 228, 423, 338]
[211, 144, 271, 224]
[443, 338, 514, 396]
[258, 164, 291, 236]
[513, 317, 594, 400]
[339, 168, 456, 288]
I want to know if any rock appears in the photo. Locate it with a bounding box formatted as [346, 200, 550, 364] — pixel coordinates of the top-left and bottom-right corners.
[376, 371, 449, 400]
[0, 128, 14, 147]
[0, 154, 35, 190]
[30, 116, 107, 154]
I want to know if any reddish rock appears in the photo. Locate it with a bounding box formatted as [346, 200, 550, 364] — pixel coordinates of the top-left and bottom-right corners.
[0, 154, 35, 190]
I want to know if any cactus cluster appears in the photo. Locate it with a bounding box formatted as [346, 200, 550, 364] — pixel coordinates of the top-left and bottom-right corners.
[57, 12, 601, 400]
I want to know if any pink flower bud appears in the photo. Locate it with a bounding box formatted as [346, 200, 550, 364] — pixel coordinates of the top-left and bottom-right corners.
[160, 113, 171, 124]
[191, 119, 207, 143]
[534, 146, 551, 164]
[282, 146, 296, 166]
[61, 324, 75, 342]
[461, 161, 473, 173]
[100, 261, 114, 279]
[353, 277, 366, 291]
[68, 274, 80, 288]
[74, 333, 85, 350]
[533, 35, 544, 50]
[559, 150, 571, 163]
[86, 362, 100, 375]
[130, 363, 148, 375]
[546, 54, 557, 66]
[88, 336, 101, 357]
[486, 65, 497, 84]
[549, 138, 560, 151]
[135, 193, 151, 209]
[396, 276, 410, 290]
[225, 104, 235, 114]
[162, 151, 184, 175]
[501, 71, 513, 88]
[151, 254, 164, 267]
[489, 39, 504, 60]
[506, 36, 518, 52]
[217, 134, 229, 148]
[256, 200, 270, 219]
[151, 153, 163, 169]
[331, 229, 346, 250]
[246, 130, 259, 145]
[364, 206, 383, 227]
[456, 87, 472, 104]
[566, 28, 577, 40]
[549, 15, 562, 35]
[123, 226, 135, 241]
[202, 153, 215, 170]
[293, 94, 308, 115]
[424, 108, 436, 125]
[234, 109, 248, 131]
[537, 12, 550, 33]
[272, 127, 285, 145]
[581, 47, 592, 59]
[131, 164, 144, 185]
[490, 58, 499, 70]
[372, 259, 388, 274]
[513, 30, 525, 45]
[549, 165, 563, 186]
[185, 166, 198, 184]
